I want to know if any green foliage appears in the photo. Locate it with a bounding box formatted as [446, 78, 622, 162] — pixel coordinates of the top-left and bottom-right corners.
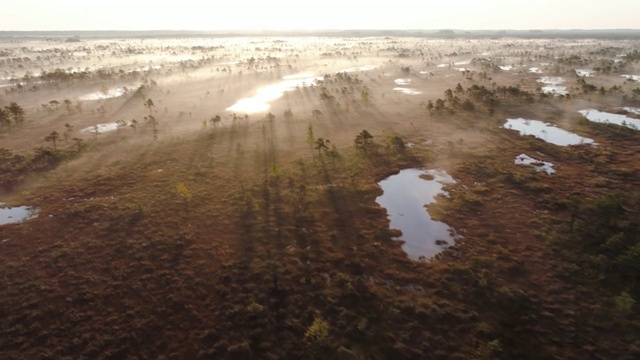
[306, 123, 315, 150]
[385, 134, 405, 153]
[0, 108, 10, 128]
[426, 100, 434, 113]
[454, 192, 483, 209]
[0, 102, 26, 128]
[354, 130, 373, 152]
[360, 90, 369, 104]
[210, 115, 222, 128]
[145, 115, 159, 140]
[488, 339, 503, 354]
[614, 291, 636, 315]
[624, 50, 640, 61]
[44, 131, 60, 150]
[283, 109, 293, 120]
[305, 316, 330, 342]
[176, 182, 192, 202]
[326, 145, 339, 164]
[6, 102, 26, 123]
[144, 98, 155, 115]
[246, 302, 265, 314]
[564, 192, 640, 297]
[314, 137, 329, 155]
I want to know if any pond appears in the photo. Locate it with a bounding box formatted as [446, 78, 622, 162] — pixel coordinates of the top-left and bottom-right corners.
[394, 78, 411, 85]
[337, 65, 376, 73]
[579, 109, 640, 130]
[80, 121, 129, 134]
[393, 87, 422, 95]
[514, 154, 555, 174]
[620, 107, 640, 115]
[376, 169, 457, 260]
[228, 66, 377, 113]
[0, 204, 39, 226]
[226, 73, 323, 113]
[79, 87, 126, 101]
[575, 69, 593, 77]
[538, 76, 568, 96]
[622, 75, 640, 82]
[504, 118, 595, 146]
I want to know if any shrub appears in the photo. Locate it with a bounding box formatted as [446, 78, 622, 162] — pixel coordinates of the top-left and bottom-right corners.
[305, 316, 330, 342]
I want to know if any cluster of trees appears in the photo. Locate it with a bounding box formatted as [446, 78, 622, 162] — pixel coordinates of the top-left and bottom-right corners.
[592, 59, 621, 74]
[143, 98, 159, 140]
[18, 67, 143, 85]
[305, 127, 396, 164]
[1, 122, 86, 190]
[562, 192, 640, 305]
[41, 99, 76, 114]
[43, 124, 81, 151]
[577, 77, 599, 93]
[424, 83, 536, 116]
[0, 102, 26, 128]
[354, 129, 374, 152]
[320, 72, 363, 86]
[624, 50, 640, 62]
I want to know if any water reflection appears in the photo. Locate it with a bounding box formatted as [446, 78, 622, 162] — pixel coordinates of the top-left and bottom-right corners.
[504, 118, 595, 146]
[538, 76, 568, 96]
[393, 87, 422, 95]
[579, 109, 640, 130]
[226, 74, 322, 113]
[79, 88, 126, 101]
[376, 169, 457, 260]
[1, 204, 39, 226]
[514, 154, 555, 174]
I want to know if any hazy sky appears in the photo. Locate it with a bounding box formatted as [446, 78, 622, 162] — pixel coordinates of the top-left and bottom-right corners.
[2, 0, 639, 31]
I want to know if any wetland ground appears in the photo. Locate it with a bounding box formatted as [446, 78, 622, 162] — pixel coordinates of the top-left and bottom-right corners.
[1, 32, 640, 359]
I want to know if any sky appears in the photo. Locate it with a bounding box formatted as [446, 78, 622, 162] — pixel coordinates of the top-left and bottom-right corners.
[2, 0, 639, 31]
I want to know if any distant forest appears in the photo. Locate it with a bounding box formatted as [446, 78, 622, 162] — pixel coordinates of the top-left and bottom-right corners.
[1, 29, 640, 40]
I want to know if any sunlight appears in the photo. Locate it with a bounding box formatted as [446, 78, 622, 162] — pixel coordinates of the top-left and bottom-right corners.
[226, 74, 322, 113]
[2, 0, 639, 30]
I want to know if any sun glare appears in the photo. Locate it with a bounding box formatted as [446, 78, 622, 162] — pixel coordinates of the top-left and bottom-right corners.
[2, 0, 639, 30]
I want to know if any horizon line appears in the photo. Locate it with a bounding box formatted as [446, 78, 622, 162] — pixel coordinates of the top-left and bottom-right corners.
[1, 28, 639, 33]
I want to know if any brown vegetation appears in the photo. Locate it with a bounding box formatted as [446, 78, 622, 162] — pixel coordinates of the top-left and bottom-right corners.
[1, 35, 640, 359]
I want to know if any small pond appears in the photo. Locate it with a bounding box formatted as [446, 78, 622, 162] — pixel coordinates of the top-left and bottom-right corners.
[579, 109, 640, 130]
[337, 65, 376, 73]
[620, 107, 640, 115]
[80, 121, 129, 134]
[79, 88, 126, 101]
[622, 75, 640, 82]
[575, 69, 593, 77]
[538, 76, 568, 96]
[514, 154, 555, 174]
[227, 74, 322, 113]
[504, 118, 595, 146]
[1, 203, 39, 226]
[393, 87, 422, 95]
[394, 78, 411, 85]
[376, 169, 457, 260]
